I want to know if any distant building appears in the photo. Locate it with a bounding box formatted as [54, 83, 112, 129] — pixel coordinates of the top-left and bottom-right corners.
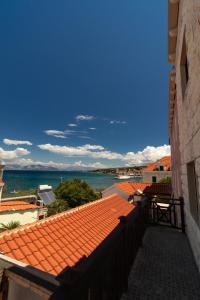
[142, 156, 171, 183]
[168, 0, 200, 270]
[0, 199, 41, 226]
[102, 181, 172, 201]
[0, 162, 5, 200]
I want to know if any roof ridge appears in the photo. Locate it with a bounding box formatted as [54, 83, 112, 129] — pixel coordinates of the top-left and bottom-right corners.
[0, 194, 119, 237]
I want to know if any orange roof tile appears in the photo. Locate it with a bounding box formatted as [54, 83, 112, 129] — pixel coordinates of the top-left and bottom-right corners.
[144, 156, 171, 171]
[0, 201, 39, 212]
[115, 181, 172, 195]
[0, 178, 4, 187]
[0, 194, 134, 276]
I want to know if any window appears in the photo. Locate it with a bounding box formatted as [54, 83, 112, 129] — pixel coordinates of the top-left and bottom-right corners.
[180, 30, 189, 100]
[152, 176, 157, 183]
[159, 166, 164, 171]
[187, 161, 199, 225]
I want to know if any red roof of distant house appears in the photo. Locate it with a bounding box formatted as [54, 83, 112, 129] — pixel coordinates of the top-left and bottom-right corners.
[115, 181, 172, 195]
[0, 178, 4, 187]
[0, 201, 39, 213]
[144, 156, 171, 171]
[0, 194, 134, 276]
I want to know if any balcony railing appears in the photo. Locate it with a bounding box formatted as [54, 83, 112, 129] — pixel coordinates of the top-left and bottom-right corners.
[144, 196, 185, 232]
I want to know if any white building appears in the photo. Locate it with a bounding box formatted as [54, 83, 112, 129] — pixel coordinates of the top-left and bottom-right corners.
[0, 200, 42, 226]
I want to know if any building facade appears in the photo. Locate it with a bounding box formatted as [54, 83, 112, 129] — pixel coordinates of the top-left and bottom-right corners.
[0, 200, 41, 226]
[168, 0, 200, 270]
[142, 156, 171, 183]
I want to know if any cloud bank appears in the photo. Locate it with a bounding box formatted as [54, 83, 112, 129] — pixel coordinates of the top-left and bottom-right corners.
[38, 143, 170, 165]
[0, 147, 30, 160]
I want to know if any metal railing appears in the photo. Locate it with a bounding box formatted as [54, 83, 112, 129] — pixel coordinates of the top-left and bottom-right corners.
[144, 196, 185, 233]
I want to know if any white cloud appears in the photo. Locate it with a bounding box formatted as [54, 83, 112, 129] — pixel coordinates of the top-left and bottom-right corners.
[0, 147, 30, 160]
[123, 145, 171, 165]
[44, 130, 66, 139]
[89, 127, 96, 130]
[38, 143, 170, 165]
[78, 136, 94, 140]
[110, 120, 127, 125]
[83, 144, 105, 151]
[38, 143, 101, 157]
[4, 157, 107, 170]
[73, 160, 107, 169]
[75, 115, 95, 121]
[3, 138, 32, 146]
[68, 123, 77, 127]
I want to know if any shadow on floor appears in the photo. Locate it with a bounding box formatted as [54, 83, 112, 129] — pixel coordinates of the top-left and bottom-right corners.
[121, 226, 200, 300]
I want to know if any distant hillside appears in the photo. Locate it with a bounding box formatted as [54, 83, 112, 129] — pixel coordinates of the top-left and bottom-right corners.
[92, 166, 145, 175]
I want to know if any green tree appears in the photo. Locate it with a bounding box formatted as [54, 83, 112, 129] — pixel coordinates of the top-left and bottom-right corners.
[55, 179, 99, 208]
[0, 221, 20, 232]
[47, 199, 69, 216]
[159, 176, 172, 184]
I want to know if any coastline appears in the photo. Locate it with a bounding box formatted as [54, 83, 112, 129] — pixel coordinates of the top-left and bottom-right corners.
[2, 170, 142, 197]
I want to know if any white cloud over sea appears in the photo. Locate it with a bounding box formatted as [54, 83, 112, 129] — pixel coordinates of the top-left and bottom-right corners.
[38, 143, 171, 165]
[0, 147, 30, 160]
[4, 158, 107, 170]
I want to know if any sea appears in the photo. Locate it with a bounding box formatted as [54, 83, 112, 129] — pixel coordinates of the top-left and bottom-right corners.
[3, 170, 142, 193]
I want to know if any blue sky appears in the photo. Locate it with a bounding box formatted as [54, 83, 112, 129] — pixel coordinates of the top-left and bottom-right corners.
[0, 0, 170, 169]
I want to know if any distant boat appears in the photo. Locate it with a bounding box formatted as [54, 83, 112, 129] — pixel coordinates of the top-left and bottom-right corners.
[114, 175, 131, 180]
[10, 189, 18, 194]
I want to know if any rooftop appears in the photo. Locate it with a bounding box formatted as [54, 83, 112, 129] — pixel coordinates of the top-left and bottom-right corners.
[143, 156, 171, 172]
[0, 194, 134, 276]
[0, 200, 39, 213]
[115, 181, 172, 196]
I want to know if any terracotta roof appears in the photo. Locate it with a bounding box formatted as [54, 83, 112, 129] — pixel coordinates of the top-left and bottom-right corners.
[144, 156, 171, 171]
[0, 194, 134, 276]
[0, 201, 39, 213]
[115, 181, 172, 196]
[0, 178, 4, 187]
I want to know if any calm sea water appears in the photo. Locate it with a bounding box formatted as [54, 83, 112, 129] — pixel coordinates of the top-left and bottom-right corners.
[3, 170, 142, 193]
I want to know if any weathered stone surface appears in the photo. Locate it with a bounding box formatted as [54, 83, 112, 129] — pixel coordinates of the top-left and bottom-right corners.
[171, 0, 200, 270]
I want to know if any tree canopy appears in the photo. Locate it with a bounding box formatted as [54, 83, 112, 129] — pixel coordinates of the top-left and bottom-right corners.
[159, 176, 172, 184]
[47, 199, 69, 216]
[55, 179, 99, 208]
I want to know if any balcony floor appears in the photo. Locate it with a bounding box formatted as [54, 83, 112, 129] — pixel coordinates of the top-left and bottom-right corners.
[121, 226, 200, 300]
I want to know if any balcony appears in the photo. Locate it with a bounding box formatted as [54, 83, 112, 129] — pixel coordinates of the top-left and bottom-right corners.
[121, 225, 200, 300]
[1, 197, 200, 300]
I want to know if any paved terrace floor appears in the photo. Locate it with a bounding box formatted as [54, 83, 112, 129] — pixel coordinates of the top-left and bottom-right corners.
[121, 226, 200, 300]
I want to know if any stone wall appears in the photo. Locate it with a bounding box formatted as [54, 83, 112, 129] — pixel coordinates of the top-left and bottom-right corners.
[174, 0, 200, 270]
[170, 94, 182, 199]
